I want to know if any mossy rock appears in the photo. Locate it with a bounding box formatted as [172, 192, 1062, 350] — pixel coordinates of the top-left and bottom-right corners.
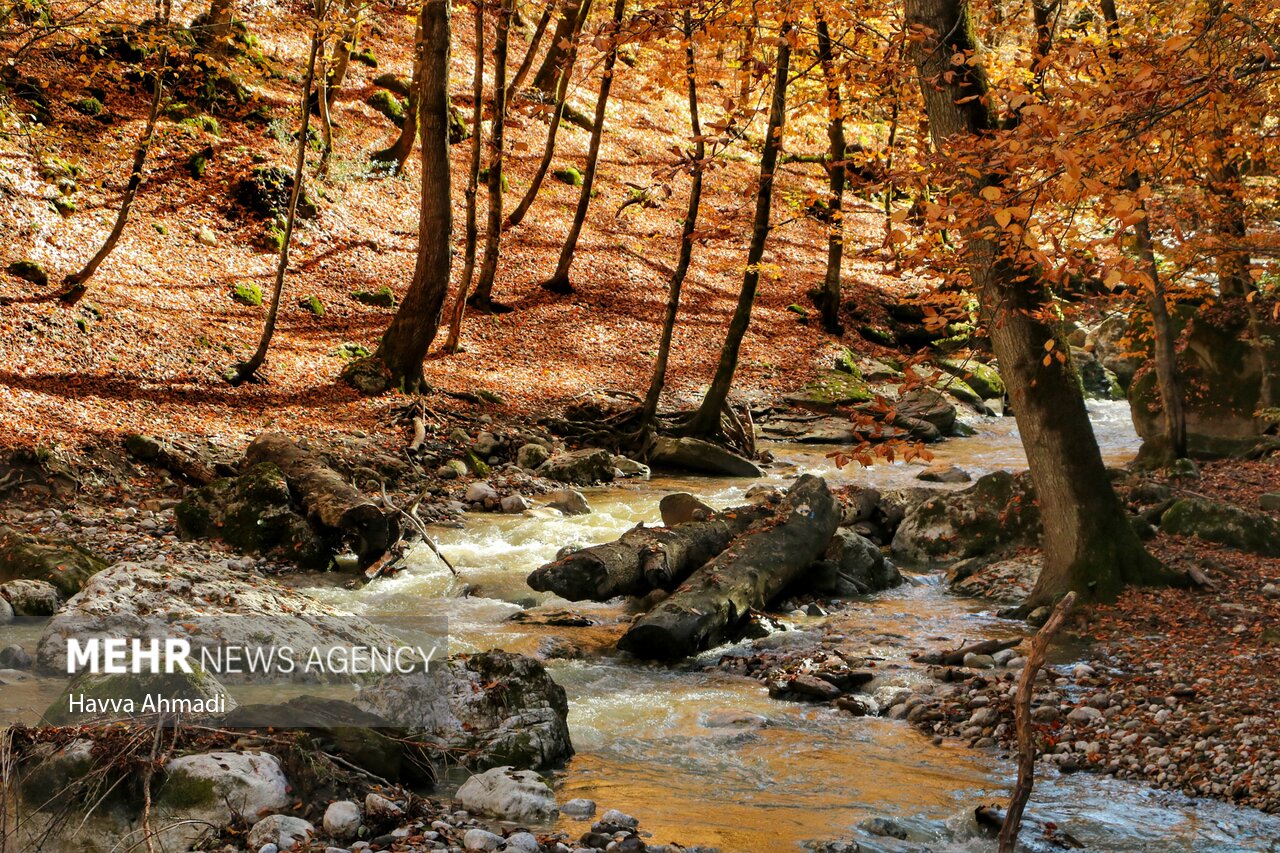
[352, 286, 395, 308]
[373, 72, 411, 96]
[352, 48, 377, 67]
[300, 294, 325, 316]
[179, 114, 221, 136]
[236, 165, 318, 219]
[1072, 347, 1124, 400]
[449, 105, 470, 144]
[940, 358, 1005, 399]
[0, 524, 108, 597]
[233, 282, 263, 306]
[552, 166, 583, 187]
[833, 348, 862, 378]
[70, 96, 103, 116]
[333, 342, 371, 360]
[187, 151, 209, 178]
[1160, 498, 1280, 556]
[7, 260, 48, 286]
[341, 355, 393, 396]
[366, 89, 404, 122]
[857, 324, 894, 346]
[783, 370, 872, 412]
[43, 668, 232, 725]
[174, 463, 330, 567]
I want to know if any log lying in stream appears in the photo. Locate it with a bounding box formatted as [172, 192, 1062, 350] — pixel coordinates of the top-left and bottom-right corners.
[245, 432, 397, 566]
[527, 501, 772, 601]
[914, 637, 1021, 666]
[618, 474, 841, 660]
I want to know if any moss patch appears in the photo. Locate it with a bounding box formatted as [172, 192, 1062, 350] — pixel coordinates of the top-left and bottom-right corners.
[352, 286, 395, 308]
[783, 370, 872, 411]
[233, 282, 263, 306]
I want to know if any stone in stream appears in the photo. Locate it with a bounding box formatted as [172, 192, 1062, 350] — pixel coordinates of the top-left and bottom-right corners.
[465, 481, 500, 504]
[560, 797, 597, 818]
[156, 751, 291, 835]
[949, 554, 1042, 603]
[462, 828, 504, 851]
[0, 596, 10, 625]
[1, 578, 61, 617]
[537, 448, 617, 485]
[500, 494, 532, 513]
[891, 471, 1041, 565]
[659, 492, 717, 526]
[546, 488, 591, 515]
[915, 463, 972, 484]
[648, 436, 764, 477]
[246, 814, 314, 851]
[0, 644, 32, 669]
[453, 766, 558, 821]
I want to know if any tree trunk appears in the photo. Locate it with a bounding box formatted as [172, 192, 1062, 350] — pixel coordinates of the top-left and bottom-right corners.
[231, 10, 321, 385]
[682, 19, 791, 437]
[58, 46, 169, 305]
[503, 0, 594, 229]
[245, 433, 397, 566]
[904, 0, 1174, 606]
[443, 0, 486, 353]
[507, 0, 553, 97]
[617, 474, 839, 660]
[531, 0, 582, 93]
[466, 0, 514, 312]
[539, 0, 626, 294]
[369, 0, 454, 390]
[815, 17, 845, 334]
[371, 8, 426, 172]
[326, 0, 362, 105]
[202, 0, 235, 56]
[638, 11, 704, 433]
[527, 503, 771, 600]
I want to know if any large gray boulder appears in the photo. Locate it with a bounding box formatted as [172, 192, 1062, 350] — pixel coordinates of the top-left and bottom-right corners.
[1160, 498, 1280, 556]
[648, 436, 764, 477]
[0, 579, 60, 618]
[156, 751, 291, 830]
[35, 561, 401, 681]
[537, 448, 617, 485]
[891, 471, 1041, 565]
[355, 650, 573, 770]
[454, 766, 558, 821]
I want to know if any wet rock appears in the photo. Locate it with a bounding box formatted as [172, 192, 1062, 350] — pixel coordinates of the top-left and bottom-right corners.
[455, 766, 558, 821]
[0, 644, 32, 669]
[0, 524, 108, 597]
[892, 471, 1040, 565]
[860, 816, 909, 839]
[501, 494, 532, 514]
[596, 808, 638, 831]
[803, 530, 902, 598]
[537, 449, 617, 485]
[516, 443, 551, 470]
[648, 436, 764, 477]
[156, 751, 291, 833]
[895, 388, 957, 434]
[246, 815, 314, 851]
[701, 710, 767, 729]
[939, 359, 1005, 399]
[916, 463, 971, 484]
[613, 455, 650, 479]
[323, 800, 362, 841]
[561, 797, 597, 819]
[463, 828, 504, 850]
[951, 554, 1042, 603]
[546, 488, 591, 516]
[465, 482, 500, 504]
[1159, 498, 1280, 556]
[788, 673, 843, 701]
[659, 493, 716, 526]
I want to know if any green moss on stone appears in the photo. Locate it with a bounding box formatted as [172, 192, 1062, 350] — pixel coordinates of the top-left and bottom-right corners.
[233, 282, 263, 306]
[552, 166, 583, 186]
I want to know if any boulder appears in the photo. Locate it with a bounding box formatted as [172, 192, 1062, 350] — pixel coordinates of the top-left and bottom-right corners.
[949, 554, 1042, 603]
[0, 644, 32, 669]
[35, 561, 401, 681]
[891, 471, 1041, 564]
[464, 828, 504, 851]
[0, 525, 108, 597]
[1088, 312, 1144, 390]
[355, 650, 572, 770]
[537, 449, 617, 485]
[0, 597, 10, 625]
[1160, 498, 1280, 556]
[516, 443, 551, 470]
[156, 751, 291, 829]
[915, 463, 971, 484]
[465, 481, 500, 504]
[783, 371, 872, 412]
[1, 578, 61, 617]
[323, 800, 362, 840]
[939, 359, 1005, 399]
[648, 436, 764, 477]
[44, 667, 234, 724]
[894, 388, 957, 435]
[1072, 347, 1124, 400]
[613, 454, 651, 479]
[658, 492, 717, 526]
[500, 494, 532, 513]
[454, 766, 558, 821]
[174, 462, 329, 568]
[246, 814, 314, 851]
[546, 488, 591, 515]
[804, 531, 902, 597]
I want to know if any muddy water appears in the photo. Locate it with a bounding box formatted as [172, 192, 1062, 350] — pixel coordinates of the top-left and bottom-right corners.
[300, 402, 1280, 851]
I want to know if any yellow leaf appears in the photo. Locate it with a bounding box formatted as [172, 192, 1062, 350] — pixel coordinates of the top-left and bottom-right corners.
[980, 186, 1001, 202]
[994, 209, 1013, 228]
[1044, 339, 1056, 351]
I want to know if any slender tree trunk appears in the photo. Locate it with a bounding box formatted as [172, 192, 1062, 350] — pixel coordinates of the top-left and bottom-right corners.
[503, 0, 594, 229]
[203, 0, 235, 56]
[531, 0, 582, 93]
[363, 0, 454, 391]
[539, 0, 626, 294]
[58, 45, 169, 305]
[638, 11, 704, 434]
[231, 5, 323, 384]
[508, 0, 552, 98]
[443, 0, 486, 352]
[316, 35, 334, 176]
[904, 0, 1176, 605]
[736, 1, 758, 113]
[815, 16, 845, 334]
[681, 19, 791, 438]
[326, 0, 361, 105]
[371, 9, 426, 172]
[467, 0, 514, 312]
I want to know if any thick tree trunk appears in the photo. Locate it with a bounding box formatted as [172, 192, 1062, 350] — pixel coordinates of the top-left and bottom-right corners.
[682, 19, 791, 437]
[527, 503, 771, 601]
[905, 0, 1173, 606]
[443, 0, 486, 353]
[508, 0, 553, 97]
[371, 9, 426, 172]
[531, 0, 582, 93]
[369, 0, 454, 390]
[467, 0, 514, 312]
[539, 0, 626, 294]
[503, 0, 594, 229]
[815, 18, 845, 335]
[202, 0, 235, 56]
[245, 433, 397, 565]
[617, 474, 839, 660]
[232, 15, 321, 385]
[638, 12, 704, 433]
[58, 46, 168, 305]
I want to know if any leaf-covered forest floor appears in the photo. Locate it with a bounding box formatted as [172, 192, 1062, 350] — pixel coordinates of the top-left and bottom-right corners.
[0, 0, 919, 456]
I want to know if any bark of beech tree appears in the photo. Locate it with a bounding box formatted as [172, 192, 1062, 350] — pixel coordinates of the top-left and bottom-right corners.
[326, 0, 362, 105]
[638, 11, 704, 434]
[202, 0, 235, 56]
[531, 0, 583, 93]
[682, 20, 791, 438]
[366, 0, 453, 390]
[467, 0, 514, 313]
[539, 0, 626, 295]
[507, 0, 553, 98]
[904, 0, 1175, 605]
[815, 17, 846, 335]
[442, 0, 486, 353]
[371, 8, 427, 172]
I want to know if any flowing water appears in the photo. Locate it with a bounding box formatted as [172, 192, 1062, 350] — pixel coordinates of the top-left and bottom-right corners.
[300, 401, 1280, 852]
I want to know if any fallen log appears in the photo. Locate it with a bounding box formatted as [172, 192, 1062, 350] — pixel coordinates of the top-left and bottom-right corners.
[914, 637, 1021, 666]
[527, 502, 772, 601]
[617, 474, 840, 660]
[245, 432, 397, 566]
[124, 434, 229, 485]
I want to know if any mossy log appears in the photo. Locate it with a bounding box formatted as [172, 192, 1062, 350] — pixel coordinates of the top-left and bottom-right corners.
[526, 502, 772, 601]
[0, 525, 108, 597]
[244, 433, 397, 566]
[124, 434, 225, 485]
[617, 475, 840, 660]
